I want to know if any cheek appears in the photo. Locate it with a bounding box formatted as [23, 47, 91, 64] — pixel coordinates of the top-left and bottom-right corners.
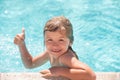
[61, 43, 70, 49]
[45, 43, 50, 49]
[46, 42, 50, 45]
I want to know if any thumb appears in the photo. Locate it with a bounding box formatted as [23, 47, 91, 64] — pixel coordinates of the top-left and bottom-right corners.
[22, 27, 25, 34]
[21, 28, 25, 39]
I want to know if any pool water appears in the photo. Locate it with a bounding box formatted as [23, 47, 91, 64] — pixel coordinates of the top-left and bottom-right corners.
[0, 0, 120, 72]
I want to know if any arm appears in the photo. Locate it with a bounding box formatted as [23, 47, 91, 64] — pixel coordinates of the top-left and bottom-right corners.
[57, 55, 96, 80]
[41, 57, 96, 80]
[18, 42, 49, 68]
[55, 66, 96, 80]
[47, 52, 96, 80]
[14, 28, 49, 69]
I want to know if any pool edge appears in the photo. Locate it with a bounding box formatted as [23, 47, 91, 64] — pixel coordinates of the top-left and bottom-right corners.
[1, 72, 120, 80]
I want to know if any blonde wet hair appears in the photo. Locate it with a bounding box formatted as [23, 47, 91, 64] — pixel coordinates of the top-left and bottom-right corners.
[44, 16, 78, 59]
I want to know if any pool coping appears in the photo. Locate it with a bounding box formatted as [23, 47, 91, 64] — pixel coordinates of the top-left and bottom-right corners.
[0, 72, 120, 80]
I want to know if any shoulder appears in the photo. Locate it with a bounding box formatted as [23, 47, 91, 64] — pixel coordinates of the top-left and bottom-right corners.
[59, 50, 89, 69]
[61, 49, 77, 58]
[59, 50, 78, 67]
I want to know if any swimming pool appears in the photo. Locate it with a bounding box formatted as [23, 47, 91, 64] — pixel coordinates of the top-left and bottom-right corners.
[0, 0, 120, 72]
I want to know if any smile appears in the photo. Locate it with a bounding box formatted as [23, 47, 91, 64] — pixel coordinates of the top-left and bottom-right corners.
[52, 50, 61, 53]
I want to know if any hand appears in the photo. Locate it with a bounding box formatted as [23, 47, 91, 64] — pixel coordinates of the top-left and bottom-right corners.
[40, 67, 60, 78]
[40, 69, 53, 79]
[14, 28, 25, 46]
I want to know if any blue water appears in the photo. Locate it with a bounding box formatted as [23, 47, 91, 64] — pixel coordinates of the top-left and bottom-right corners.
[0, 0, 120, 72]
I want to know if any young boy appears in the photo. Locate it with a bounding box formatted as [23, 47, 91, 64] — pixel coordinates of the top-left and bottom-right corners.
[14, 16, 96, 80]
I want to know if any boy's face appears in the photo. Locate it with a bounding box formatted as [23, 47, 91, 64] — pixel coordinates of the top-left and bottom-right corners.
[45, 30, 71, 58]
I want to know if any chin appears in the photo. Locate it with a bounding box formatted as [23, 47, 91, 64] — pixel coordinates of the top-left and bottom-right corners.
[51, 52, 64, 58]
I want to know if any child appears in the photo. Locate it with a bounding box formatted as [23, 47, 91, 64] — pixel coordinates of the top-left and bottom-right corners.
[14, 16, 96, 80]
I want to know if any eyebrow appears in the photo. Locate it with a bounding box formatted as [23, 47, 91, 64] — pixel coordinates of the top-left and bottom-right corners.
[45, 36, 66, 39]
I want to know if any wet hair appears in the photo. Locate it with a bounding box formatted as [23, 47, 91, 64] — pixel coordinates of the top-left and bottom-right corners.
[44, 16, 78, 59]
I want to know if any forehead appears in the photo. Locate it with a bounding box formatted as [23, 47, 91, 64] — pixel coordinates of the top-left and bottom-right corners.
[45, 31, 67, 38]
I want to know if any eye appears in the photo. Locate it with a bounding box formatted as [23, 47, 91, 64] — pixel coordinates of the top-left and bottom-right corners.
[46, 39, 53, 42]
[59, 39, 63, 41]
[59, 39, 64, 42]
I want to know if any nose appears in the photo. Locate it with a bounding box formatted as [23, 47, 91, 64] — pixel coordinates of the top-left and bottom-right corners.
[52, 42, 60, 51]
[52, 41, 59, 46]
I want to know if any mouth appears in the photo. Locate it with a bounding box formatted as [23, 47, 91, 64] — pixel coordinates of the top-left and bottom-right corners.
[52, 50, 61, 53]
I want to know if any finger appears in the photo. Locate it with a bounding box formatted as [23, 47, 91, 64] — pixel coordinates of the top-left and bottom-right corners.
[41, 73, 53, 79]
[40, 70, 50, 74]
[40, 70, 48, 74]
[21, 28, 25, 39]
[14, 36, 21, 44]
[15, 35, 21, 41]
[22, 27, 25, 34]
[16, 34, 24, 40]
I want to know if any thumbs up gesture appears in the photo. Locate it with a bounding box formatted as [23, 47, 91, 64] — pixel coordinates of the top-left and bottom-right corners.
[14, 28, 25, 46]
